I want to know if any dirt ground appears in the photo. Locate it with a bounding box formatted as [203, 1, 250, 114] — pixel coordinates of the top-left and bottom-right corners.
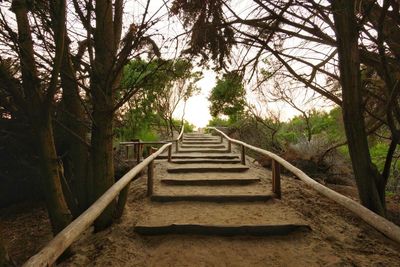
[0, 202, 52, 265]
[1, 158, 400, 266]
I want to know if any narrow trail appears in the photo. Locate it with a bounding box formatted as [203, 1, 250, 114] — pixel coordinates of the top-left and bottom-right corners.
[60, 132, 400, 266]
[135, 132, 309, 235]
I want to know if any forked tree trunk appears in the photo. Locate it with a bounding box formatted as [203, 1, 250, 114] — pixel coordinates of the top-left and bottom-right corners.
[331, 0, 386, 216]
[11, 0, 72, 234]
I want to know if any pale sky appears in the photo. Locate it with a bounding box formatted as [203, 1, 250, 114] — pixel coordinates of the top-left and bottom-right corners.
[173, 69, 334, 128]
[173, 70, 216, 128]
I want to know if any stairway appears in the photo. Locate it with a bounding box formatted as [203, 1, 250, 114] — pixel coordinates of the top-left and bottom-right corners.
[135, 132, 310, 236]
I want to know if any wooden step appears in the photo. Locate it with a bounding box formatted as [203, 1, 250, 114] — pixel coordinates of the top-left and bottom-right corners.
[180, 144, 226, 149]
[182, 139, 221, 143]
[157, 153, 240, 160]
[182, 140, 222, 144]
[151, 194, 274, 202]
[171, 158, 241, 164]
[167, 164, 249, 173]
[184, 134, 212, 137]
[161, 177, 260, 185]
[183, 133, 206, 135]
[176, 148, 228, 153]
[135, 202, 310, 236]
[134, 223, 311, 236]
[183, 137, 220, 140]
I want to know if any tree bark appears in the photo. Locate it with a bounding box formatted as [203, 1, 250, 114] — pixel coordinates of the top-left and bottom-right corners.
[90, 0, 118, 231]
[331, 0, 386, 216]
[59, 33, 90, 215]
[91, 103, 116, 230]
[11, 0, 72, 233]
[36, 113, 73, 233]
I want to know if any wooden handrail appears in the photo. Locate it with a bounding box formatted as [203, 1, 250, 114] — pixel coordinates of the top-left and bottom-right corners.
[177, 124, 185, 141]
[23, 143, 172, 267]
[175, 125, 185, 152]
[120, 124, 184, 160]
[120, 124, 185, 146]
[208, 127, 400, 244]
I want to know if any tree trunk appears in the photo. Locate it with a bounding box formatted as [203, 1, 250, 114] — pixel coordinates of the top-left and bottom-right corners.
[11, 0, 72, 234]
[331, 0, 386, 216]
[91, 103, 116, 231]
[35, 114, 73, 234]
[169, 117, 175, 138]
[59, 35, 90, 215]
[90, 0, 118, 231]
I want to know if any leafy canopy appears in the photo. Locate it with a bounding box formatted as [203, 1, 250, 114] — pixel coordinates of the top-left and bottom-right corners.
[208, 72, 246, 122]
[116, 58, 199, 140]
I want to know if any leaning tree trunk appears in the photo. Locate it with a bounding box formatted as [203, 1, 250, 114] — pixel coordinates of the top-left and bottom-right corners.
[35, 113, 73, 234]
[331, 0, 386, 216]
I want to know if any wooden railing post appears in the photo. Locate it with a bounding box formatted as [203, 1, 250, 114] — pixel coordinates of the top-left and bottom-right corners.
[272, 159, 281, 199]
[147, 160, 154, 196]
[134, 144, 137, 161]
[241, 144, 246, 165]
[149, 147, 156, 155]
[220, 135, 223, 143]
[228, 140, 232, 153]
[125, 145, 129, 159]
[168, 145, 172, 162]
[175, 139, 179, 152]
[136, 143, 142, 164]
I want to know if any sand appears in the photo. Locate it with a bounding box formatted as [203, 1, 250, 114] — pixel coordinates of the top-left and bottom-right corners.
[56, 158, 400, 267]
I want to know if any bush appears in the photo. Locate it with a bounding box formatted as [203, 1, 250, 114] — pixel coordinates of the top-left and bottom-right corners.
[369, 142, 400, 193]
[207, 116, 232, 127]
[172, 119, 195, 133]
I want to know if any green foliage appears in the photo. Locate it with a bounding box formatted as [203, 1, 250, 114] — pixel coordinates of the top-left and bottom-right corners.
[182, 120, 195, 132]
[278, 108, 344, 144]
[207, 116, 232, 127]
[116, 58, 200, 141]
[278, 131, 298, 143]
[115, 111, 161, 142]
[208, 72, 246, 122]
[369, 142, 400, 193]
[370, 143, 390, 173]
[369, 142, 400, 175]
[171, 118, 195, 133]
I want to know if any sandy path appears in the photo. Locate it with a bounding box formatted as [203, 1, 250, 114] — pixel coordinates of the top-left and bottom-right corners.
[3, 134, 400, 266]
[59, 158, 400, 266]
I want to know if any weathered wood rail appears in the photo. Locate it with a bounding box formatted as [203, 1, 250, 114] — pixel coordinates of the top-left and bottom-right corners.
[23, 127, 185, 266]
[208, 127, 400, 244]
[120, 141, 171, 163]
[119, 126, 185, 163]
